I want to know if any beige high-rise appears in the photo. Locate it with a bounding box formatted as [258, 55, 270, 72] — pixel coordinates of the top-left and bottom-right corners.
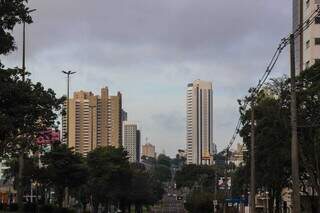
[62, 87, 123, 156]
[142, 143, 156, 159]
[186, 80, 214, 165]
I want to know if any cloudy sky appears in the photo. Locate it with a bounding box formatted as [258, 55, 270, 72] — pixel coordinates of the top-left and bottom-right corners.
[2, 0, 292, 156]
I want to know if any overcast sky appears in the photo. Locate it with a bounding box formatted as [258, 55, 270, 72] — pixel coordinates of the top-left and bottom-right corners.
[1, 0, 292, 156]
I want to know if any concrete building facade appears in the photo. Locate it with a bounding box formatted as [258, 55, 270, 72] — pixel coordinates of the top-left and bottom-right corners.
[293, 0, 320, 73]
[62, 87, 123, 156]
[186, 80, 214, 165]
[123, 122, 141, 163]
[142, 143, 156, 159]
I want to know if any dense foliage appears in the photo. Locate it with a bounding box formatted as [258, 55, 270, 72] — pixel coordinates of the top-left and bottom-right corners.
[236, 63, 320, 212]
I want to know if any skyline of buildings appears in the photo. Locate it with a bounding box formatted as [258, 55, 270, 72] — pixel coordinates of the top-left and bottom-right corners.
[293, 0, 320, 73]
[62, 88, 123, 156]
[186, 79, 214, 165]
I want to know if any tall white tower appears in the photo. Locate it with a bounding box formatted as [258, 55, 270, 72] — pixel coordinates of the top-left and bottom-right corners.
[186, 80, 213, 165]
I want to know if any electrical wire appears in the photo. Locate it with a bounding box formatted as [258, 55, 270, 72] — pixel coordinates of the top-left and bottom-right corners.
[220, 7, 320, 154]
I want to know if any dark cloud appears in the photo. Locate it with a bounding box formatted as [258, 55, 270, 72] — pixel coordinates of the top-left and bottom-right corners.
[1, 0, 292, 156]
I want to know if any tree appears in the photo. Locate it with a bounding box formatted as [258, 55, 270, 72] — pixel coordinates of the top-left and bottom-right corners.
[239, 79, 291, 212]
[86, 146, 131, 213]
[184, 191, 215, 213]
[295, 63, 320, 211]
[238, 68, 320, 212]
[0, 68, 64, 211]
[153, 154, 172, 183]
[40, 143, 88, 208]
[0, 0, 33, 64]
[175, 164, 216, 192]
[128, 165, 164, 213]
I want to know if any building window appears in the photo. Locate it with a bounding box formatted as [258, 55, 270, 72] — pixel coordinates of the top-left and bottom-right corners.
[306, 40, 310, 48]
[315, 38, 320, 45]
[316, 16, 320, 24]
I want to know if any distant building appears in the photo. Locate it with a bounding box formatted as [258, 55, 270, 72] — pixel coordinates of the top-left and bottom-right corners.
[186, 80, 214, 165]
[62, 88, 123, 156]
[122, 110, 128, 122]
[229, 143, 246, 167]
[142, 143, 156, 159]
[293, 0, 320, 73]
[123, 122, 141, 163]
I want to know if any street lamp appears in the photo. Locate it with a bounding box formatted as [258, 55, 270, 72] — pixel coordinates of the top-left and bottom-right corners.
[62, 71, 76, 146]
[22, 9, 36, 81]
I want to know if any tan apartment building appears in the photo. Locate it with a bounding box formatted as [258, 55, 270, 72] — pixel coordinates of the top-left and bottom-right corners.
[62, 87, 122, 156]
[142, 143, 156, 159]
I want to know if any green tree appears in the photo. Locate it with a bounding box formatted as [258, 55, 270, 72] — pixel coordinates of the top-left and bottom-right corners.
[0, 0, 32, 64]
[184, 191, 215, 213]
[0, 68, 64, 211]
[295, 63, 320, 211]
[153, 154, 172, 183]
[128, 165, 164, 213]
[239, 79, 291, 212]
[40, 143, 88, 208]
[87, 146, 131, 213]
[175, 164, 216, 192]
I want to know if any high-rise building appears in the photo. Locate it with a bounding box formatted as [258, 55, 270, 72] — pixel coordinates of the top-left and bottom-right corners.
[186, 80, 213, 165]
[123, 122, 141, 163]
[142, 143, 156, 159]
[293, 0, 320, 73]
[62, 87, 123, 156]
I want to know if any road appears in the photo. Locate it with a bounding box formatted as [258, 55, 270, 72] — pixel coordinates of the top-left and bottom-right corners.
[151, 193, 186, 213]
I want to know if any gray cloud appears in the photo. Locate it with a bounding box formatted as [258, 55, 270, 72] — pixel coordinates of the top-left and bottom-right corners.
[1, 0, 292, 156]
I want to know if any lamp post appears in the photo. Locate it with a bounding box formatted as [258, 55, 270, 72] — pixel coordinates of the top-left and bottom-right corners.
[62, 71, 76, 146]
[266, 191, 269, 213]
[22, 9, 36, 81]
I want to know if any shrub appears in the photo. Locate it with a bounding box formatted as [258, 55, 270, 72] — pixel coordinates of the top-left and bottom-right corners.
[8, 203, 18, 211]
[24, 202, 37, 212]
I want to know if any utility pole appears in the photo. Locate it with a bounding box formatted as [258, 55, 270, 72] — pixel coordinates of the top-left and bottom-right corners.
[21, 9, 36, 81]
[18, 9, 36, 212]
[223, 149, 228, 213]
[22, 21, 26, 81]
[62, 71, 76, 147]
[250, 100, 255, 213]
[289, 33, 301, 213]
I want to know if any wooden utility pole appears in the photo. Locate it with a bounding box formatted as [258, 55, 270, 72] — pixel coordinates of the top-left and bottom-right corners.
[289, 33, 301, 213]
[250, 100, 255, 213]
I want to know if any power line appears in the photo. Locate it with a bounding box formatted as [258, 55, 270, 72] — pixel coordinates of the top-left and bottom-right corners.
[221, 7, 320, 153]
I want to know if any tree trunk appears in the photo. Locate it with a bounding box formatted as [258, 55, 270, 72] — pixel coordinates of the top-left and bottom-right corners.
[128, 203, 131, 213]
[135, 203, 142, 213]
[17, 153, 24, 213]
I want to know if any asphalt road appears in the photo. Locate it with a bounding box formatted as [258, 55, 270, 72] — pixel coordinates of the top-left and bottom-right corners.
[151, 184, 186, 213]
[151, 194, 186, 213]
